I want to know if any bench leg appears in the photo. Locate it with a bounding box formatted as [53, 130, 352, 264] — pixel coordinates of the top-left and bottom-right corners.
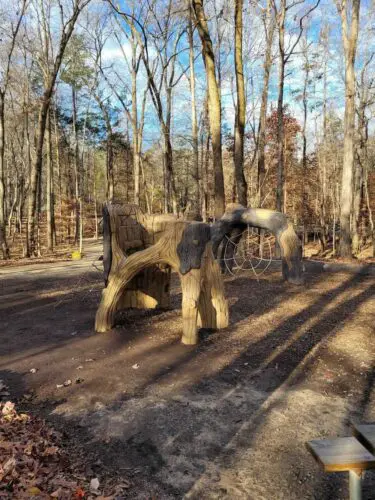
[349, 470, 362, 500]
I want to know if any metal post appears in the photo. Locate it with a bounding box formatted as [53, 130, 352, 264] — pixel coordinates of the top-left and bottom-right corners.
[349, 470, 362, 500]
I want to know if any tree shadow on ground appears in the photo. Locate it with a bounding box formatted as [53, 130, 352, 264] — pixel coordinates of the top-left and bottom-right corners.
[45, 272, 375, 496]
[1, 265, 375, 498]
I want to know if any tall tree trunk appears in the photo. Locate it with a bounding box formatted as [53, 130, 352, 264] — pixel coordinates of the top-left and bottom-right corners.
[46, 108, 54, 251]
[93, 152, 98, 240]
[337, 0, 360, 257]
[94, 95, 114, 201]
[27, 92, 52, 256]
[275, 0, 286, 213]
[200, 100, 209, 222]
[352, 101, 365, 255]
[192, 0, 225, 219]
[0, 92, 10, 258]
[131, 42, 140, 205]
[234, 0, 248, 207]
[7, 172, 17, 239]
[188, 4, 200, 216]
[364, 161, 374, 257]
[72, 86, 81, 245]
[107, 132, 114, 201]
[105, 117, 114, 202]
[165, 87, 177, 214]
[302, 40, 309, 243]
[257, 0, 274, 207]
[318, 26, 329, 250]
[53, 105, 62, 220]
[163, 133, 174, 213]
[138, 87, 148, 210]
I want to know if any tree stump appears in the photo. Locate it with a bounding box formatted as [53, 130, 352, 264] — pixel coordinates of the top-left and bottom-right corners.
[96, 214, 228, 345]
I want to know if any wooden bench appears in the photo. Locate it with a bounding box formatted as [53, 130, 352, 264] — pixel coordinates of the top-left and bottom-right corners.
[307, 435, 375, 500]
[353, 424, 375, 455]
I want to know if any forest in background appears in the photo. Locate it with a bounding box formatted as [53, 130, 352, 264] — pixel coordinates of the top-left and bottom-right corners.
[0, 0, 374, 260]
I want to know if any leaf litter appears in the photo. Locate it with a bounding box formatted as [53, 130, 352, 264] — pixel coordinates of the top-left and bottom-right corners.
[0, 399, 131, 499]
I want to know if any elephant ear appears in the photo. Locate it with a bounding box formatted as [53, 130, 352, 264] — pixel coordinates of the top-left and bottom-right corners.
[177, 222, 212, 275]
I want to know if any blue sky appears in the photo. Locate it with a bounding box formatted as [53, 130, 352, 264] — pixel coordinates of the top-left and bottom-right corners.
[64, 0, 375, 154]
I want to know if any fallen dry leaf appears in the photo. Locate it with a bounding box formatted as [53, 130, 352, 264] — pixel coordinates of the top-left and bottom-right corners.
[27, 486, 42, 496]
[0, 401, 130, 499]
[74, 486, 85, 498]
[1, 457, 16, 479]
[2, 401, 15, 416]
[43, 446, 59, 456]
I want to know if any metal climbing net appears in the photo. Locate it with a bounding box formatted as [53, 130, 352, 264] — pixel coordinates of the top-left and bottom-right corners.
[223, 226, 280, 278]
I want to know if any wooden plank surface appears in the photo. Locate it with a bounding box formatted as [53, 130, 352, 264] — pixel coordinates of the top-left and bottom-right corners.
[307, 437, 375, 472]
[353, 424, 375, 454]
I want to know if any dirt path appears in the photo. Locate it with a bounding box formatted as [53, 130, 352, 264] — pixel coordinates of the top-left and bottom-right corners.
[1, 247, 375, 499]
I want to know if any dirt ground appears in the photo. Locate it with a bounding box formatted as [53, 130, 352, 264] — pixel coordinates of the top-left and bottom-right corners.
[1, 240, 375, 499]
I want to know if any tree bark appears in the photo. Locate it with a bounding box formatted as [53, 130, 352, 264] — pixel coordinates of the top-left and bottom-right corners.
[318, 25, 329, 251]
[352, 100, 365, 255]
[336, 0, 360, 257]
[192, 0, 225, 219]
[27, 91, 53, 256]
[234, 0, 248, 207]
[302, 37, 309, 244]
[0, 92, 10, 258]
[72, 86, 82, 246]
[188, 4, 200, 216]
[53, 105, 62, 219]
[94, 94, 114, 201]
[46, 108, 54, 251]
[131, 40, 140, 205]
[275, 0, 286, 213]
[364, 161, 374, 257]
[165, 87, 177, 214]
[257, 0, 275, 207]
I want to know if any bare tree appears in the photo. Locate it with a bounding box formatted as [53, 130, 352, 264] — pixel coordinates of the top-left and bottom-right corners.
[192, 0, 225, 218]
[26, 0, 90, 257]
[256, 0, 275, 207]
[108, 0, 189, 213]
[353, 51, 374, 254]
[0, 0, 27, 258]
[187, 2, 200, 215]
[111, 7, 144, 206]
[46, 108, 54, 250]
[234, 0, 248, 206]
[272, 0, 320, 212]
[335, 0, 360, 257]
[317, 24, 330, 250]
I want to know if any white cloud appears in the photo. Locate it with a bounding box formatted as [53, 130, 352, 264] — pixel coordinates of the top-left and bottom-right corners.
[101, 41, 133, 62]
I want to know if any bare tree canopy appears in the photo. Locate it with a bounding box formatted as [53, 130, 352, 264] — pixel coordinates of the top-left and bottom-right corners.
[0, 0, 374, 260]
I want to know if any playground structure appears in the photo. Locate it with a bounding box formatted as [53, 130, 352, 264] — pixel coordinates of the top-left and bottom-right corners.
[95, 203, 228, 344]
[222, 225, 275, 277]
[211, 203, 304, 285]
[95, 202, 303, 344]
